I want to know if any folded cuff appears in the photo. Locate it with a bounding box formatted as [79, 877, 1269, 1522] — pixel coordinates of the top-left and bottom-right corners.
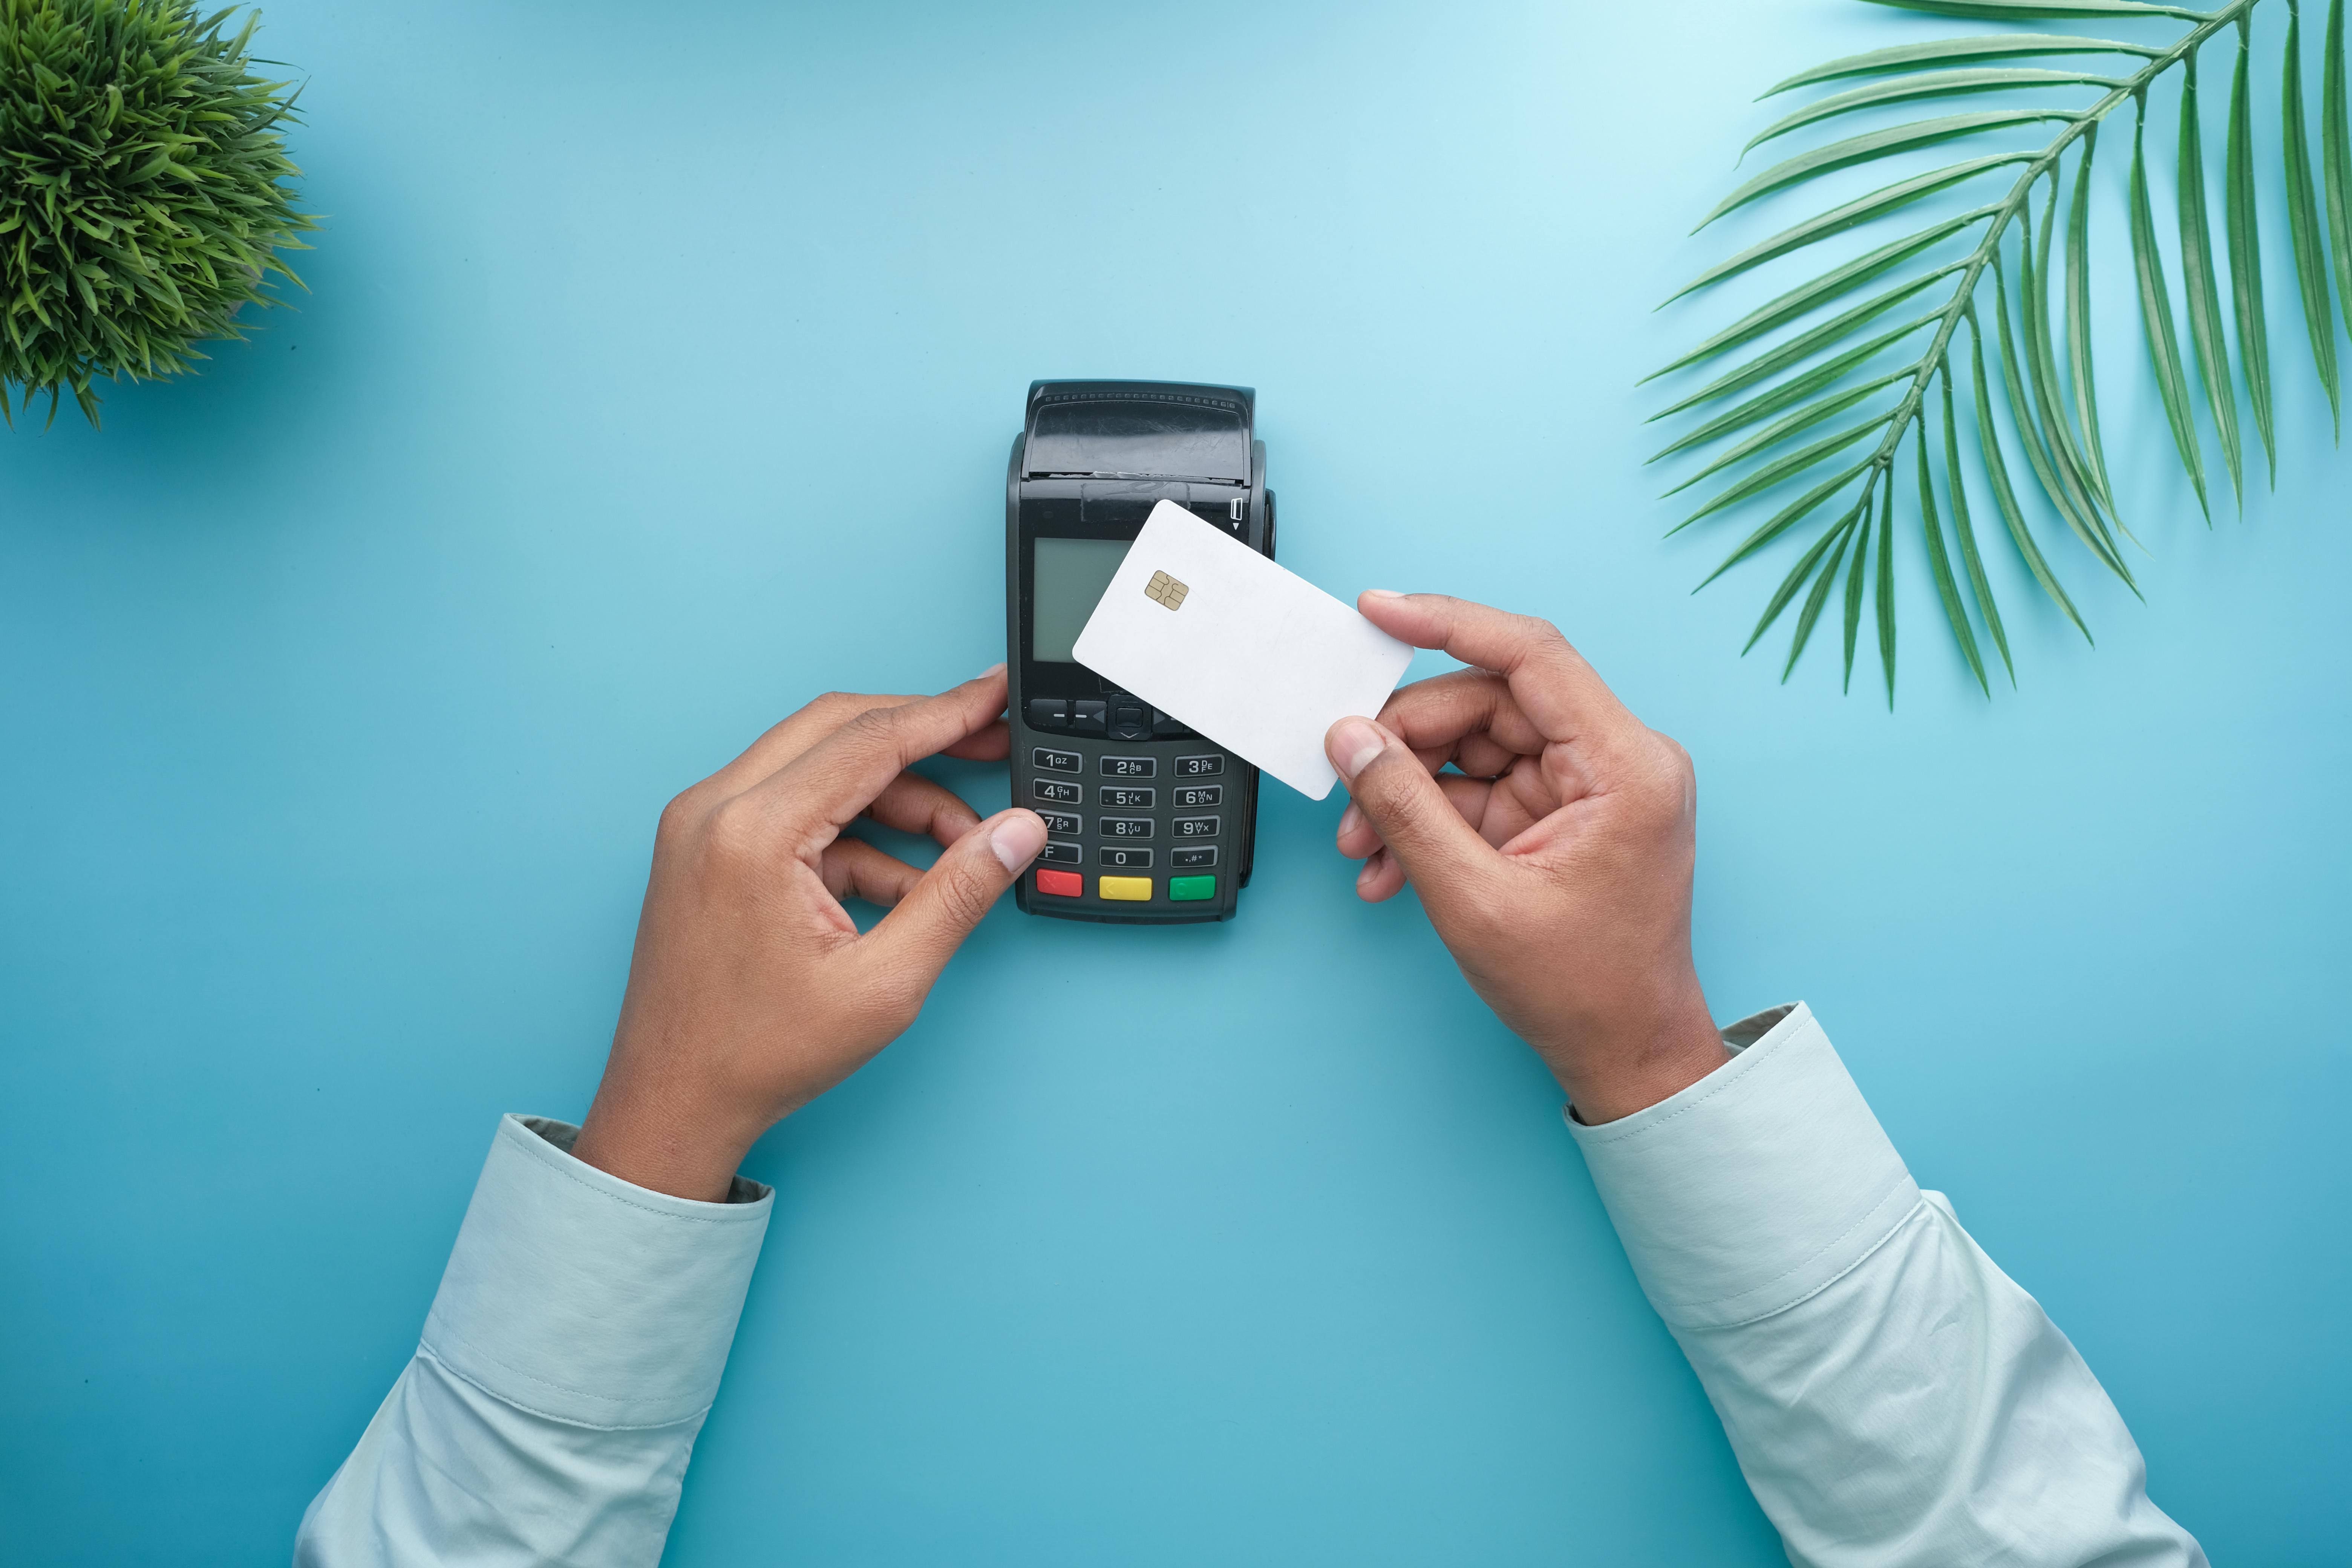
[420, 1114, 773, 1429]
[1565, 1002, 1919, 1331]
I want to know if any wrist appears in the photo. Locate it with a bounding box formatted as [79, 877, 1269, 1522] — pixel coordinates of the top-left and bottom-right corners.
[571, 1087, 763, 1204]
[1545, 992, 1730, 1126]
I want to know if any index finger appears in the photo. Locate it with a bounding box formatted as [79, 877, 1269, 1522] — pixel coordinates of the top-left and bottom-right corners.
[697, 669, 1008, 805]
[1356, 592, 1642, 748]
[737, 668, 1011, 853]
[695, 690, 931, 802]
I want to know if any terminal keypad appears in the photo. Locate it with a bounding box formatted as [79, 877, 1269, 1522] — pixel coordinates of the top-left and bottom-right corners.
[1019, 743, 1231, 908]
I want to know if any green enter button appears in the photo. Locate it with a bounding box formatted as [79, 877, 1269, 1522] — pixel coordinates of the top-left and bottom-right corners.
[1168, 874, 1217, 902]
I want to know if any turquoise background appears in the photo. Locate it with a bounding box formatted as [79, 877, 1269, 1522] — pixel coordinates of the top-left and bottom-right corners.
[3, 0, 2346, 1561]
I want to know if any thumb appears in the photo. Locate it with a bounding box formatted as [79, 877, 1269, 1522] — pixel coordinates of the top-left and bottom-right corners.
[865, 807, 1046, 973]
[1327, 717, 1496, 910]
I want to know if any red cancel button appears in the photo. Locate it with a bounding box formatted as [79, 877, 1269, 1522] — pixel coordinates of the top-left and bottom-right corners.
[1035, 868, 1083, 898]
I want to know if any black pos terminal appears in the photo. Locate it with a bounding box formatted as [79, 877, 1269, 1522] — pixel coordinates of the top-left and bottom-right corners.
[1005, 380, 1274, 923]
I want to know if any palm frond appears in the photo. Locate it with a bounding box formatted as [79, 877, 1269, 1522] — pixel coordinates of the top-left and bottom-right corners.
[1652, 0, 2350, 700]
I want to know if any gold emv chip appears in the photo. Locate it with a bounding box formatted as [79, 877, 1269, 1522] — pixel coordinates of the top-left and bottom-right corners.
[1144, 570, 1189, 611]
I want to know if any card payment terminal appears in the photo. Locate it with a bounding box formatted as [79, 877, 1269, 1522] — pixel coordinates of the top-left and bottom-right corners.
[1006, 380, 1273, 923]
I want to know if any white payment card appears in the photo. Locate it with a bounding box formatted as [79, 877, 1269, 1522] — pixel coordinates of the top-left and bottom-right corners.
[1070, 500, 1412, 800]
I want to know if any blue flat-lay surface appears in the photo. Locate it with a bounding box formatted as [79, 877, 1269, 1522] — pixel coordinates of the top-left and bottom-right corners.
[4, 0, 2348, 1561]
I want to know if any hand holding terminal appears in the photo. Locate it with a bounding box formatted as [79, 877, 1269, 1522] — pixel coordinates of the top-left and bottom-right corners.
[571, 669, 1046, 1202]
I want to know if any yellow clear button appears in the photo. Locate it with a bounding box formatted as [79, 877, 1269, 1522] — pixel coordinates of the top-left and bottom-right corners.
[1097, 875, 1153, 902]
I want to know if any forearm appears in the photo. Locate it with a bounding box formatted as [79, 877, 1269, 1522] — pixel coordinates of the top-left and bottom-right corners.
[297, 1116, 770, 1567]
[1670, 1192, 2192, 1565]
[296, 1349, 703, 1567]
[1570, 1004, 2203, 1568]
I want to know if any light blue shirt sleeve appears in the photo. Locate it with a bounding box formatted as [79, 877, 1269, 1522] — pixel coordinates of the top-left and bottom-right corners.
[1567, 1002, 2206, 1568]
[294, 1114, 771, 1568]
[299, 1007, 2204, 1566]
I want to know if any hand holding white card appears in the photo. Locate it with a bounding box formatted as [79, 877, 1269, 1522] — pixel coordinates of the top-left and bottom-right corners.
[1072, 501, 1412, 799]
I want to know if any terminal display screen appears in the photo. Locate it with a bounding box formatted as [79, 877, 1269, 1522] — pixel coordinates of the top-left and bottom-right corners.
[1029, 537, 1132, 663]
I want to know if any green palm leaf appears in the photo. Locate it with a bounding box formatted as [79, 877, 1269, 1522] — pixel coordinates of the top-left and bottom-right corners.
[2129, 98, 2211, 511]
[1940, 364, 2015, 681]
[1842, 497, 1875, 692]
[2328, 0, 2352, 339]
[1916, 421, 1988, 695]
[1761, 34, 2159, 96]
[2283, 0, 2342, 432]
[1652, 0, 2343, 698]
[1747, 69, 2128, 152]
[2225, 16, 2277, 480]
[2064, 130, 2117, 505]
[1779, 511, 1861, 677]
[1700, 111, 2077, 227]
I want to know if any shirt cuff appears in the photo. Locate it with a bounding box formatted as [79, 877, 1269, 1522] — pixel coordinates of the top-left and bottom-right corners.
[1564, 1002, 1920, 1331]
[419, 1114, 773, 1429]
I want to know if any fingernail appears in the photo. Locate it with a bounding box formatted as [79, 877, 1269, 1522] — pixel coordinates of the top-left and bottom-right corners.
[989, 810, 1046, 873]
[977, 661, 1008, 678]
[1329, 717, 1386, 781]
[1337, 802, 1363, 837]
[1361, 588, 1404, 602]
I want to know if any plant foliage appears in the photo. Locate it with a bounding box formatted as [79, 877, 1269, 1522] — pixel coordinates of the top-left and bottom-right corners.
[0, 0, 311, 425]
[1652, 0, 2351, 703]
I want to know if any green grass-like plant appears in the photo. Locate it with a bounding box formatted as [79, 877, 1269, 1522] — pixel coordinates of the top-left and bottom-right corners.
[1652, 0, 2352, 703]
[0, 0, 312, 426]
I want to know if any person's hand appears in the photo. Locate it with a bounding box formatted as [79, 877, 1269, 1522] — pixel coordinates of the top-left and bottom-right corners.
[1325, 595, 1729, 1124]
[570, 668, 1047, 1201]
